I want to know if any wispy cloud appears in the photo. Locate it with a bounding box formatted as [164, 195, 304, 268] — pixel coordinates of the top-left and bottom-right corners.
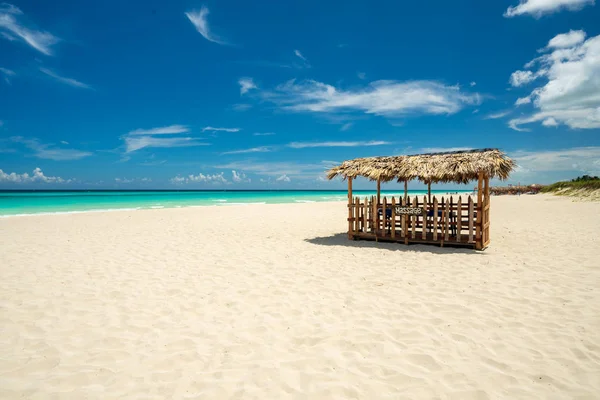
[11, 137, 92, 160]
[128, 125, 189, 135]
[504, 0, 595, 17]
[253, 132, 275, 136]
[357, 72, 366, 80]
[238, 77, 257, 95]
[484, 110, 512, 119]
[294, 49, 310, 67]
[259, 79, 481, 119]
[0, 167, 71, 184]
[340, 122, 353, 131]
[276, 174, 291, 182]
[122, 125, 205, 153]
[39, 67, 92, 90]
[0, 3, 59, 55]
[124, 136, 207, 153]
[221, 146, 273, 155]
[185, 6, 227, 45]
[511, 147, 600, 178]
[202, 126, 241, 133]
[232, 103, 252, 111]
[287, 140, 390, 149]
[216, 160, 328, 179]
[0, 67, 15, 84]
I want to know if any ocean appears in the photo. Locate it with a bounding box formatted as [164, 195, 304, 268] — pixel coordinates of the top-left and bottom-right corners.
[0, 190, 470, 217]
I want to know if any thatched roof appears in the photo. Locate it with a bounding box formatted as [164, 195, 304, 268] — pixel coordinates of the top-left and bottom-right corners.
[326, 148, 515, 184]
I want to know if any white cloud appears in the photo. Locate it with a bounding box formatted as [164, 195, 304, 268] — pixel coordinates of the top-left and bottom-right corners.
[141, 177, 152, 182]
[11, 137, 92, 160]
[221, 146, 272, 155]
[124, 136, 207, 153]
[0, 167, 70, 183]
[340, 122, 353, 131]
[171, 172, 228, 184]
[260, 79, 480, 118]
[253, 132, 275, 136]
[504, 0, 595, 17]
[231, 170, 250, 183]
[238, 77, 257, 95]
[128, 125, 189, 135]
[357, 72, 366, 80]
[542, 117, 559, 127]
[39, 68, 92, 90]
[185, 6, 227, 45]
[509, 70, 538, 87]
[0, 66, 15, 84]
[216, 160, 327, 179]
[470, 81, 477, 87]
[60, 140, 69, 145]
[511, 147, 600, 176]
[484, 110, 512, 119]
[0, 3, 59, 55]
[276, 174, 291, 182]
[508, 32, 600, 130]
[115, 177, 133, 184]
[547, 30, 586, 49]
[202, 126, 241, 133]
[287, 140, 390, 149]
[515, 96, 532, 106]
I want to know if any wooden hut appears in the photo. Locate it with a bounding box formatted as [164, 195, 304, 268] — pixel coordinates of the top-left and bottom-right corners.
[326, 149, 515, 250]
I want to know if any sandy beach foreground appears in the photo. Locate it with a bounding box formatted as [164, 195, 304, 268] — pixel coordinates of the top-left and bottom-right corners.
[1, 195, 599, 399]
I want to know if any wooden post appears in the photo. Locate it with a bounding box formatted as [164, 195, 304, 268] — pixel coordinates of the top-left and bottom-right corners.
[468, 196, 474, 243]
[391, 197, 396, 239]
[444, 200, 450, 242]
[457, 196, 462, 242]
[411, 197, 417, 239]
[347, 177, 353, 239]
[422, 195, 427, 240]
[401, 196, 406, 239]
[484, 175, 490, 247]
[427, 181, 431, 203]
[354, 197, 360, 234]
[433, 197, 438, 241]
[377, 179, 381, 206]
[476, 172, 483, 250]
[382, 196, 387, 237]
[372, 195, 377, 236]
[404, 180, 408, 202]
[363, 197, 368, 233]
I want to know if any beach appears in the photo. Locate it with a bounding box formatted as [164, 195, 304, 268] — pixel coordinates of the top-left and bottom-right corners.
[1, 194, 599, 399]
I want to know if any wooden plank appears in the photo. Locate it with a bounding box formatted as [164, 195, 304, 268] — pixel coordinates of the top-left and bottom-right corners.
[444, 199, 450, 241]
[457, 196, 462, 238]
[411, 197, 417, 239]
[468, 196, 474, 242]
[382, 197, 387, 237]
[347, 178, 353, 239]
[422, 195, 427, 240]
[476, 172, 483, 249]
[354, 197, 360, 234]
[391, 197, 396, 238]
[433, 197, 438, 241]
[484, 175, 490, 245]
[363, 197, 368, 233]
[401, 197, 406, 238]
[372, 195, 377, 235]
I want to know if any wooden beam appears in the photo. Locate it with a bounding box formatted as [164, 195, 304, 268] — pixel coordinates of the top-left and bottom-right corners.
[404, 180, 408, 202]
[427, 181, 431, 203]
[377, 178, 381, 205]
[484, 174, 490, 245]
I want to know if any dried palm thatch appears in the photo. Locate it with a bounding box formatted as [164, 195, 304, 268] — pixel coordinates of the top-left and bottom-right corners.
[326, 148, 515, 184]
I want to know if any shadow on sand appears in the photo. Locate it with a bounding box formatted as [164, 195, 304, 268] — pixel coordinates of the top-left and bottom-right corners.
[305, 233, 484, 255]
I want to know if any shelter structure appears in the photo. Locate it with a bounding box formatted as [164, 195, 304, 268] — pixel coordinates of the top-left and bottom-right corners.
[326, 149, 515, 250]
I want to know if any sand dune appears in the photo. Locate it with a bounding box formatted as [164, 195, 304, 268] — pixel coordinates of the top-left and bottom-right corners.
[1, 195, 599, 399]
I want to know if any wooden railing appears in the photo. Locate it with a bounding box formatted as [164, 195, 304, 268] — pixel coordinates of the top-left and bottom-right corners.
[348, 195, 488, 248]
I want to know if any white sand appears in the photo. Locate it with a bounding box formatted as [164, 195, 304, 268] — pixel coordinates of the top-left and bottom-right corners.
[1, 194, 599, 399]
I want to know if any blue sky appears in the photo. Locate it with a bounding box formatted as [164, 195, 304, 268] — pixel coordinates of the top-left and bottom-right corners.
[1, 0, 599, 189]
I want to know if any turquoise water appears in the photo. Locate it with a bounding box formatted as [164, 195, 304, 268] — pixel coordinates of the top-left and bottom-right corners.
[0, 190, 469, 217]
